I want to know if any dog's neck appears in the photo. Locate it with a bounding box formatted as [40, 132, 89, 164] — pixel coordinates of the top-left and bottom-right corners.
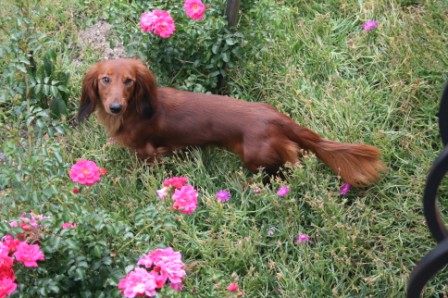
[96, 108, 123, 136]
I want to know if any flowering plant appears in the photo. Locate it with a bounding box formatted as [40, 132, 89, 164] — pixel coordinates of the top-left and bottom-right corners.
[118, 247, 186, 297]
[158, 177, 199, 214]
[109, 0, 245, 92]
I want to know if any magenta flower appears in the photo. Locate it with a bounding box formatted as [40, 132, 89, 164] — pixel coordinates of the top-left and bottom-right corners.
[118, 267, 157, 298]
[0, 277, 17, 297]
[163, 176, 188, 189]
[13, 241, 45, 267]
[294, 233, 311, 244]
[61, 222, 77, 229]
[172, 185, 198, 214]
[137, 247, 186, 289]
[69, 160, 102, 186]
[0, 242, 10, 258]
[340, 182, 351, 196]
[140, 10, 175, 38]
[227, 283, 239, 292]
[1, 235, 20, 253]
[276, 185, 290, 197]
[362, 20, 378, 31]
[184, 0, 206, 20]
[216, 189, 231, 202]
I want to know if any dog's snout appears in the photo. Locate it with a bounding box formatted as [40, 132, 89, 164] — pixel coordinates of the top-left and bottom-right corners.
[109, 103, 123, 114]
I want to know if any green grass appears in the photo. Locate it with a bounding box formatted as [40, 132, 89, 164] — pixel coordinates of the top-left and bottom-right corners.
[2, 0, 448, 297]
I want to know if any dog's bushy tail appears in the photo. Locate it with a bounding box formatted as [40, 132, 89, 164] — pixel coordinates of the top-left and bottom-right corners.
[290, 125, 385, 187]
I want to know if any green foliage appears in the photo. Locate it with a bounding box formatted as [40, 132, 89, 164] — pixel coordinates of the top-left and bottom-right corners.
[106, 0, 246, 92]
[0, 2, 71, 120]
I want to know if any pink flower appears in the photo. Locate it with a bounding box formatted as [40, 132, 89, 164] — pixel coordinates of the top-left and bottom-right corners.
[216, 189, 231, 202]
[362, 20, 378, 31]
[8, 222, 17, 228]
[340, 182, 351, 196]
[156, 187, 169, 200]
[294, 233, 310, 244]
[227, 283, 239, 292]
[13, 241, 45, 267]
[0, 277, 17, 297]
[184, 0, 206, 20]
[69, 160, 102, 186]
[118, 267, 157, 298]
[276, 185, 290, 197]
[163, 176, 188, 189]
[0, 243, 10, 258]
[61, 222, 77, 229]
[172, 185, 198, 214]
[1, 235, 19, 253]
[137, 247, 186, 287]
[73, 187, 80, 194]
[140, 10, 175, 38]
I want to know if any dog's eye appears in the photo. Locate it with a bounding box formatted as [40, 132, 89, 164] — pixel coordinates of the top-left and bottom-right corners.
[124, 78, 133, 86]
[102, 77, 110, 84]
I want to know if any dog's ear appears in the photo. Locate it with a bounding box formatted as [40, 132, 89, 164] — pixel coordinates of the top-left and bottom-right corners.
[133, 60, 157, 118]
[77, 65, 99, 122]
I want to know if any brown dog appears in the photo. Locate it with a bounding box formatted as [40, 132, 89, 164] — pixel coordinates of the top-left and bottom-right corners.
[77, 59, 385, 187]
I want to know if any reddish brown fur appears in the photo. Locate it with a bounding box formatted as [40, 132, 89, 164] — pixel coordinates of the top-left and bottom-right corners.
[78, 59, 385, 187]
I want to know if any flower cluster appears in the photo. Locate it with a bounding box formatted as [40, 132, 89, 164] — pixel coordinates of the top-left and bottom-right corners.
[157, 177, 198, 214]
[69, 159, 106, 187]
[140, 0, 207, 38]
[118, 247, 186, 298]
[1, 213, 48, 297]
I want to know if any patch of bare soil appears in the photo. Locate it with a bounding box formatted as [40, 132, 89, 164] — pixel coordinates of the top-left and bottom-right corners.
[76, 20, 126, 62]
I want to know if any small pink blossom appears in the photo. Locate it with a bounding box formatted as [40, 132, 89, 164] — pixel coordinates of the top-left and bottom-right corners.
[216, 189, 231, 202]
[156, 187, 169, 200]
[172, 185, 198, 214]
[1, 235, 20, 253]
[276, 185, 290, 197]
[61, 222, 77, 229]
[253, 188, 262, 194]
[362, 20, 378, 31]
[13, 241, 45, 267]
[227, 283, 239, 292]
[0, 243, 10, 258]
[8, 222, 18, 228]
[118, 267, 157, 298]
[0, 277, 17, 297]
[137, 247, 186, 287]
[140, 10, 175, 38]
[184, 0, 206, 20]
[69, 160, 102, 186]
[340, 182, 351, 196]
[163, 177, 188, 189]
[294, 233, 311, 244]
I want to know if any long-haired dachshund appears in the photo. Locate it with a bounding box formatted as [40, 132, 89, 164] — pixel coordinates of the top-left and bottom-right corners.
[77, 59, 385, 187]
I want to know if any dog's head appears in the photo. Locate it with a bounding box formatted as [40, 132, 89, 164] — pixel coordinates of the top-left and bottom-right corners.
[77, 59, 157, 121]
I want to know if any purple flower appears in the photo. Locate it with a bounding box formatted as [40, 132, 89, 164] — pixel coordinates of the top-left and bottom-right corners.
[0, 151, 5, 162]
[216, 189, 231, 202]
[267, 227, 275, 237]
[276, 185, 290, 197]
[294, 233, 310, 244]
[362, 20, 378, 31]
[340, 183, 351, 196]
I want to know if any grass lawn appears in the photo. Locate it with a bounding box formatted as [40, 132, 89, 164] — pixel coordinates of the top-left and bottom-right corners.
[1, 0, 448, 297]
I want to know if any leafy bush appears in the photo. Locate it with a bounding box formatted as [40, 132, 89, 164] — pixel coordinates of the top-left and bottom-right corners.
[0, 3, 71, 120]
[107, 0, 246, 93]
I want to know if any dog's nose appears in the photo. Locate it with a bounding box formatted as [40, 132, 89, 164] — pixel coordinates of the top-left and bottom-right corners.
[109, 104, 122, 114]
